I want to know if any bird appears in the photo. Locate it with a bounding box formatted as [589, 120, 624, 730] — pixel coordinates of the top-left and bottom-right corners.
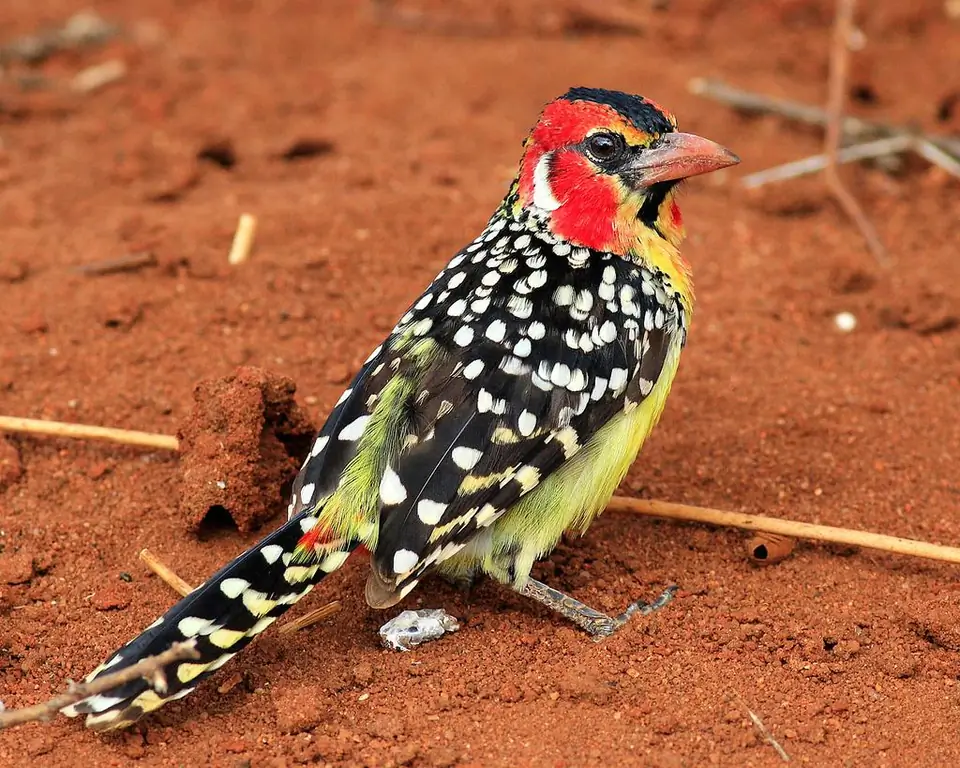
[63, 86, 738, 731]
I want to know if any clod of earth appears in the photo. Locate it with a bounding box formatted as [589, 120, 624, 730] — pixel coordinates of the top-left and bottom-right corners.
[176, 366, 317, 533]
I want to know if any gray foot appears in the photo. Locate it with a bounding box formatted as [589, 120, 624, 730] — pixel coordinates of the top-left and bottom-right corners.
[519, 577, 678, 639]
[379, 609, 461, 651]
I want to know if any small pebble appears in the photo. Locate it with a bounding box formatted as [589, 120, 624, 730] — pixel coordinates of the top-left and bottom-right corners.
[834, 311, 857, 332]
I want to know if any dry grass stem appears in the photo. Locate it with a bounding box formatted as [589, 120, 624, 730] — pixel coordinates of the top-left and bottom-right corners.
[0, 641, 199, 729]
[139, 549, 195, 596]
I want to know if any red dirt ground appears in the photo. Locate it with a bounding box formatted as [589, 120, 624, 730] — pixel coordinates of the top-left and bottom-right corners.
[1, 1, 959, 766]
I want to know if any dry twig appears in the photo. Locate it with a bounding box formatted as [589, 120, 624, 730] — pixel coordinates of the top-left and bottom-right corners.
[228, 213, 258, 266]
[72, 251, 157, 276]
[607, 497, 960, 566]
[0, 641, 199, 729]
[823, 0, 889, 266]
[735, 694, 791, 762]
[0, 415, 179, 451]
[139, 549, 194, 596]
[0, 11, 118, 65]
[278, 601, 343, 635]
[687, 77, 960, 162]
[688, 78, 960, 157]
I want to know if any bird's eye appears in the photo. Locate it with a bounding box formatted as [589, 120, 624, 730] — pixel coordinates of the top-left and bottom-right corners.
[585, 133, 624, 163]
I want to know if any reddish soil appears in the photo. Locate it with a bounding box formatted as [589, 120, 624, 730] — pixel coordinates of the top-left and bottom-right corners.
[1, 1, 959, 766]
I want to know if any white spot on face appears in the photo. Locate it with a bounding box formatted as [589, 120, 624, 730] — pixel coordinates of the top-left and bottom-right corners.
[310, 435, 329, 457]
[261, 545, 284, 565]
[553, 285, 574, 306]
[526, 253, 547, 269]
[638, 377, 655, 396]
[655, 308, 666, 328]
[527, 321, 546, 340]
[644, 309, 655, 331]
[552, 242, 571, 257]
[335, 388, 353, 407]
[471, 297, 491, 314]
[417, 499, 447, 525]
[415, 293, 433, 310]
[603, 265, 617, 284]
[514, 234, 531, 249]
[462, 359, 485, 379]
[447, 271, 467, 289]
[609, 368, 628, 393]
[393, 549, 420, 575]
[532, 153, 561, 211]
[339, 415, 371, 441]
[514, 337, 532, 357]
[579, 333, 594, 353]
[485, 320, 507, 343]
[599, 320, 617, 343]
[518, 410, 537, 436]
[452, 446, 483, 471]
[221, 578, 251, 599]
[364, 344, 382, 364]
[454, 325, 474, 347]
[300, 516, 318, 532]
[448, 298, 467, 317]
[379, 465, 408, 505]
[300, 483, 316, 506]
[598, 281, 615, 301]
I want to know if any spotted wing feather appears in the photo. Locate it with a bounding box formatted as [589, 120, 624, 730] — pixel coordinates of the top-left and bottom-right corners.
[367, 218, 678, 601]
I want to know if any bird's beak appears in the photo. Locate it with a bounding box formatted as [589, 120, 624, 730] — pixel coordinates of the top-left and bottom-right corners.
[625, 132, 740, 187]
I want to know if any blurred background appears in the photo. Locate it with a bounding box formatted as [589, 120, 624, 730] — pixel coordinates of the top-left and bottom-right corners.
[1, 2, 958, 766]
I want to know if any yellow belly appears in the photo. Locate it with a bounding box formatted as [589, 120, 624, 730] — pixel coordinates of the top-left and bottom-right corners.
[438, 335, 685, 587]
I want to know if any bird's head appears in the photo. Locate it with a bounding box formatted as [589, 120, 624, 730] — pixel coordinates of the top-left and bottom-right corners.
[514, 87, 738, 260]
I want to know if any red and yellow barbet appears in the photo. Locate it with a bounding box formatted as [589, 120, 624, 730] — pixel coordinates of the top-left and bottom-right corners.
[63, 87, 738, 730]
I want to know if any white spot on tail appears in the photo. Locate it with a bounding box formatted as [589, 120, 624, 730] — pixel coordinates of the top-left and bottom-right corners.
[220, 578, 251, 599]
[261, 544, 284, 565]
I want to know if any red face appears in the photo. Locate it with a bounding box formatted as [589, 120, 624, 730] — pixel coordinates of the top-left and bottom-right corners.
[515, 95, 738, 254]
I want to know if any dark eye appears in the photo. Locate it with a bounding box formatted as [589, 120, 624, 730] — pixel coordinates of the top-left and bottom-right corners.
[586, 132, 624, 163]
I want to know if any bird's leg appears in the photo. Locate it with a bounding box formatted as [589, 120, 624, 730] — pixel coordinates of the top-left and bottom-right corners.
[519, 578, 677, 640]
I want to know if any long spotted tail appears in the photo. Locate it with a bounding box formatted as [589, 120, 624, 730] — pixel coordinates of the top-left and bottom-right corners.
[62, 512, 359, 731]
